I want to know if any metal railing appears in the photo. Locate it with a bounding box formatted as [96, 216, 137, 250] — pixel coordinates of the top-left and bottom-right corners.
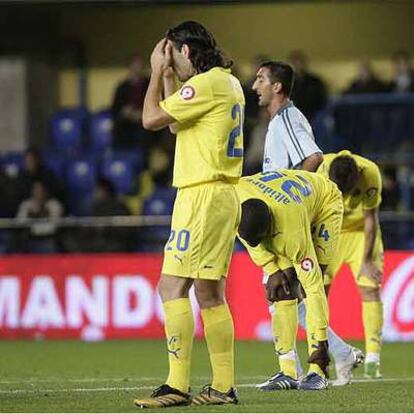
[0, 212, 412, 229]
[0, 215, 171, 229]
[0, 213, 413, 253]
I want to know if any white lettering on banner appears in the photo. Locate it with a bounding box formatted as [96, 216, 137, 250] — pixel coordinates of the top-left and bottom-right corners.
[0, 277, 20, 328]
[113, 276, 153, 328]
[20, 276, 65, 328]
[66, 276, 108, 328]
[382, 256, 414, 341]
[399, 282, 414, 323]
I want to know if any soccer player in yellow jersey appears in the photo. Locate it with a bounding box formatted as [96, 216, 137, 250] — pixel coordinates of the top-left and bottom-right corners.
[236, 169, 343, 390]
[133, 21, 244, 408]
[318, 150, 384, 379]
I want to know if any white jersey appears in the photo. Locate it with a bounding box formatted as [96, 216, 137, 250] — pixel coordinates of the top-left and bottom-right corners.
[262, 101, 322, 172]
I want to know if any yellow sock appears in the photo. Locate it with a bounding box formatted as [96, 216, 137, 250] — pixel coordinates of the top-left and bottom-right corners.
[163, 298, 194, 393]
[272, 299, 298, 379]
[362, 301, 383, 354]
[309, 363, 325, 377]
[201, 304, 234, 393]
[304, 295, 329, 378]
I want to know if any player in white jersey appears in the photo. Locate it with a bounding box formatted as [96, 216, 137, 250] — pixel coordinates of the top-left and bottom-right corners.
[254, 62, 322, 173]
[252, 61, 363, 389]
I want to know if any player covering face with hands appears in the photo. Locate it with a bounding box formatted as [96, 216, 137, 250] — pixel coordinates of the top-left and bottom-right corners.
[134, 21, 245, 409]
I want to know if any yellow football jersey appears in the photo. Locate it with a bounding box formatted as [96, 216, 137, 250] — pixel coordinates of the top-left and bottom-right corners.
[160, 67, 245, 188]
[236, 170, 339, 274]
[317, 150, 382, 232]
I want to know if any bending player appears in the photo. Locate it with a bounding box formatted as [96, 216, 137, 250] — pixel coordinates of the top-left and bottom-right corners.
[236, 169, 343, 390]
[252, 60, 363, 388]
[134, 21, 244, 408]
[318, 150, 384, 379]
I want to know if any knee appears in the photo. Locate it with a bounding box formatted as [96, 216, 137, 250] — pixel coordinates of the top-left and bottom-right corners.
[358, 286, 381, 301]
[194, 285, 225, 309]
[158, 275, 191, 302]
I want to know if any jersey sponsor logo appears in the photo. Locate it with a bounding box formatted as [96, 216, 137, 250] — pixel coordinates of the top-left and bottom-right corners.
[180, 86, 195, 100]
[300, 257, 314, 271]
[366, 187, 378, 198]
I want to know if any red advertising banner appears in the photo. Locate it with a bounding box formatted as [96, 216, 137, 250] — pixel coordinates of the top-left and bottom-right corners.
[0, 252, 413, 341]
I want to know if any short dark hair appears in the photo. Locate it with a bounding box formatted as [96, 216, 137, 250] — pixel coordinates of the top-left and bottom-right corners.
[259, 61, 295, 97]
[238, 199, 271, 247]
[329, 156, 359, 194]
[166, 20, 232, 73]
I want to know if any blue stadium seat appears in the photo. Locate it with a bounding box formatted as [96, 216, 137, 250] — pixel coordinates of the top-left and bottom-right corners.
[66, 158, 96, 192]
[89, 110, 113, 153]
[138, 187, 176, 252]
[112, 149, 145, 174]
[42, 150, 66, 181]
[66, 158, 97, 215]
[1, 152, 24, 178]
[101, 157, 134, 194]
[142, 187, 176, 216]
[50, 109, 85, 152]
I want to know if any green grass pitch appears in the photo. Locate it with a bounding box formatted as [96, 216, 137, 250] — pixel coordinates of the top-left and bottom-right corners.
[0, 340, 413, 412]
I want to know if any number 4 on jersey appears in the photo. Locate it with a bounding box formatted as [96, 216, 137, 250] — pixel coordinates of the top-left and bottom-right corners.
[318, 223, 330, 242]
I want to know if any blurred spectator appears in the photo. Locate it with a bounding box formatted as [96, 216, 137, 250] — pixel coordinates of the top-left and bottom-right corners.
[84, 178, 132, 252]
[389, 50, 414, 93]
[243, 108, 268, 174]
[344, 60, 388, 94]
[111, 53, 155, 155]
[17, 148, 62, 204]
[381, 166, 399, 211]
[92, 178, 131, 217]
[124, 146, 173, 215]
[148, 146, 173, 188]
[0, 167, 20, 218]
[288, 50, 328, 121]
[15, 180, 63, 253]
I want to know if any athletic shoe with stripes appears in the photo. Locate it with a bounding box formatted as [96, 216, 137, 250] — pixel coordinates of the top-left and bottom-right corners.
[256, 372, 298, 391]
[333, 347, 365, 386]
[298, 372, 328, 391]
[133, 384, 191, 409]
[191, 385, 238, 405]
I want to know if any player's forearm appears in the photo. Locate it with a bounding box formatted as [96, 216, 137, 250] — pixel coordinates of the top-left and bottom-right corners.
[238, 236, 278, 273]
[294, 261, 329, 341]
[301, 152, 323, 172]
[363, 208, 378, 262]
[163, 74, 179, 134]
[142, 69, 164, 131]
[163, 74, 178, 98]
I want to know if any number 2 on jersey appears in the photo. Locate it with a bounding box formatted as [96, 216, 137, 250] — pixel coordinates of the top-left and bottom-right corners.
[166, 229, 190, 252]
[227, 103, 244, 158]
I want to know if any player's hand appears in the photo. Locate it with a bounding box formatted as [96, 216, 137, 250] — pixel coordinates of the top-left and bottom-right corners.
[150, 38, 172, 74]
[359, 260, 382, 284]
[266, 270, 291, 302]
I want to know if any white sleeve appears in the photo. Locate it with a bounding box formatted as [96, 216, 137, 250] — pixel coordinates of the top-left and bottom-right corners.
[280, 109, 322, 168]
